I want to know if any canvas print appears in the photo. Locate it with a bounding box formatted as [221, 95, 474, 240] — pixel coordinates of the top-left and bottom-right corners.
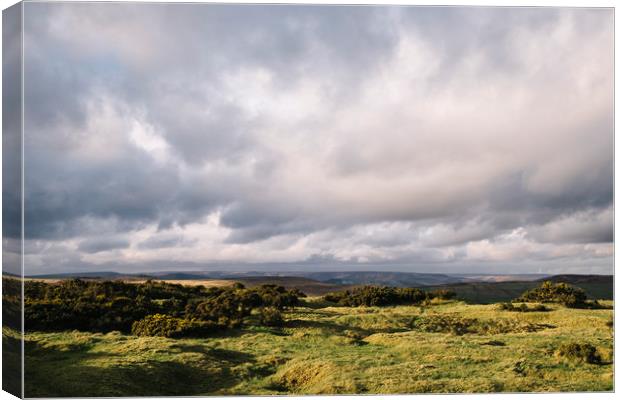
[2, 2, 614, 397]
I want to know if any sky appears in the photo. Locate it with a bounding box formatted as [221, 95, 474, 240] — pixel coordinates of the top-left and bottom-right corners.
[6, 4, 614, 275]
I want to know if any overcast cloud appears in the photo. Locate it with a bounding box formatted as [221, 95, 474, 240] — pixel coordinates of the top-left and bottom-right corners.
[13, 4, 613, 275]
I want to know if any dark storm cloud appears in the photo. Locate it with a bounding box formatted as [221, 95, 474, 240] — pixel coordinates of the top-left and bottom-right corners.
[3, 3, 23, 248]
[19, 4, 613, 273]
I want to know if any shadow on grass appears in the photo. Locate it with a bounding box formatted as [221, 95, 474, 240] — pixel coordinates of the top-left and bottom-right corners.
[2, 330, 23, 397]
[24, 337, 257, 397]
[572, 301, 614, 310]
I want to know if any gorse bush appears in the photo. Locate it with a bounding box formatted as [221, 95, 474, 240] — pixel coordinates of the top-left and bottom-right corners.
[323, 286, 456, 307]
[258, 307, 284, 327]
[557, 342, 602, 364]
[430, 289, 457, 300]
[24, 279, 303, 334]
[516, 281, 587, 308]
[131, 314, 220, 338]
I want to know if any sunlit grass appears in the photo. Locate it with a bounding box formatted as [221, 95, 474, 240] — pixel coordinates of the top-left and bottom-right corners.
[18, 299, 613, 396]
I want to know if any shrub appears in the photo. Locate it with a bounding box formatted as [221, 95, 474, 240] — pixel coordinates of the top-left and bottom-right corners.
[428, 289, 457, 300]
[557, 342, 602, 364]
[25, 279, 304, 333]
[253, 285, 303, 309]
[516, 281, 587, 308]
[323, 286, 449, 307]
[131, 314, 220, 338]
[258, 307, 284, 327]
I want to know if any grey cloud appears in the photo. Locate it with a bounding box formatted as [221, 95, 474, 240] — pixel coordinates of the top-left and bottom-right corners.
[77, 237, 130, 254]
[526, 208, 613, 244]
[137, 234, 197, 250]
[24, 3, 399, 166]
[17, 4, 613, 273]
[3, 3, 23, 245]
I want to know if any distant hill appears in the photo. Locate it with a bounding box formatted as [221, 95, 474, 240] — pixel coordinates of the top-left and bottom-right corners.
[426, 275, 613, 304]
[297, 271, 473, 287]
[539, 274, 612, 284]
[26, 270, 472, 287]
[24, 270, 612, 301]
[146, 272, 216, 280]
[29, 271, 152, 281]
[449, 274, 548, 283]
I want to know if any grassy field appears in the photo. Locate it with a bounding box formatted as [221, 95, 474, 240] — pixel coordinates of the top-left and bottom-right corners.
[20, 299, 613, 396]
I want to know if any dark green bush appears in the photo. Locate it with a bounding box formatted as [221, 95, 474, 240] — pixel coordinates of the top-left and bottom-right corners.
[324, 286, 454, 307]
[516, 281, 587, 308]
[258, 307, 284, 327]
[24, 279, 303, 334]
[429, 289, 457, 300]
[131, 314, 221, 338]
[557, 342, 602, 364]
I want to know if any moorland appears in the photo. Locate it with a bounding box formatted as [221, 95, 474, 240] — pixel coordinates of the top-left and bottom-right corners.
[2, 273, 614, 396]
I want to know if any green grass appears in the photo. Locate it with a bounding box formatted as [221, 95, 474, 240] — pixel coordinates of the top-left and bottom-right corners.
[19, 300, 613, 396]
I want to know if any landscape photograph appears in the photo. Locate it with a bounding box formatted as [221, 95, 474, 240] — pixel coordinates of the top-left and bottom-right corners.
[2, 2, 614, 397]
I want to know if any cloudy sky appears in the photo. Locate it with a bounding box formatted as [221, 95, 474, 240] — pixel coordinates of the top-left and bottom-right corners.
[10, 4, 614, 275]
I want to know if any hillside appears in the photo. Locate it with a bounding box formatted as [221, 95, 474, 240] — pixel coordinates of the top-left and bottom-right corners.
[26, 270, 476, 287]
[299, 271, 474, 286]
[540, 275, 613, 285]
[425, 275, 613, 304]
